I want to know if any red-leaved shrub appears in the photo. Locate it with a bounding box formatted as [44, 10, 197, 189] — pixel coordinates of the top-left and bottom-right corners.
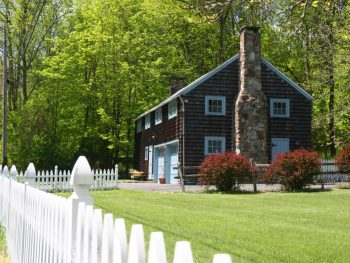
[335, 144, 350, 175]
[199, 152, 252, 191]
[263, 149, 321, 191]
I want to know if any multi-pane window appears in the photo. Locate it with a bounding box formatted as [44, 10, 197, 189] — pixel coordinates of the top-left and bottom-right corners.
[145, 114, 151, 129]
[136, 119, 142, 133]
[270, 99, 290, 118]
[155, 108, 162, 125]
[168, 101, 177, 119]
[205, 96, 226, 115]
[204, 136, 226, 155]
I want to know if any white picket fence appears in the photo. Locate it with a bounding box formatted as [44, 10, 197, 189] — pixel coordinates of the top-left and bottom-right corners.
[0, 156, 232, 263]
[2, 164, 118, 192]
[318, 159, 348, 182]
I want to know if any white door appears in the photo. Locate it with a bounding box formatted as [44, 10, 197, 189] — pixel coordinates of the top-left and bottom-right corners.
[170, 150, 178, 184]
[148, 146, 153, 180]
[157, 155, 164, 182]
[271, 138, 289, 161]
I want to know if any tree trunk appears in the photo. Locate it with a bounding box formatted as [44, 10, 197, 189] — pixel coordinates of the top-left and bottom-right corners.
[328, 60, 336, 156]
[22, 52, 28, 102]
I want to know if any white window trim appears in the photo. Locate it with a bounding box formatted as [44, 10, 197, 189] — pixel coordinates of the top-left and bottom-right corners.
[270, 98, 290, 118]
[155, 108, 162, 125]
[145, 114, 151, 129]
[168, 101, 177, 119]
[136, 119, 142, 133]
[145, 146, 149, 160]
[204, 136, 226, 155]
[205, 96, 226, 116]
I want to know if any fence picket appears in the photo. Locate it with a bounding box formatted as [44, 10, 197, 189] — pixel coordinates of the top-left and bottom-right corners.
[101, 214, 114, 263]
[75, 202, 86, 263]
[91, 209, 103, 263]
[113, 218, 128, 263]
[128, 224, 146, 263]
[148, 232, 167, 263]
[83, 205, 94, 263]
[173, 241, 194, 263]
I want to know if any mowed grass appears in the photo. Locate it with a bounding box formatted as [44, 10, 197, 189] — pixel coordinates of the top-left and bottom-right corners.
[72, 189, 349, 262]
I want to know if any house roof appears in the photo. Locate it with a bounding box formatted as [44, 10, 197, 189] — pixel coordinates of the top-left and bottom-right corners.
[135, 54, 314, 120]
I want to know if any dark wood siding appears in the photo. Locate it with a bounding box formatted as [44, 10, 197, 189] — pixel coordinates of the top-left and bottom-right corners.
[183, 60, 312, 167]
[134, 101, 182, 174]
[183, 61, 240, 167]
[261, 63, 312, 160]
[135, 58, 312, 173]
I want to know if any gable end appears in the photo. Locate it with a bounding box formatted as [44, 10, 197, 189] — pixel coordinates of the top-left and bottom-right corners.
[262, 58, 314, 101]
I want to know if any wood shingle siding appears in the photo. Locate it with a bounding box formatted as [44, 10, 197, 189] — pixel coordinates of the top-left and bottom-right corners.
[262, 63, 312, 160]
[134, 55, 312, 180]
[134, 102, 182, 174]
[183, 61, 239, 166]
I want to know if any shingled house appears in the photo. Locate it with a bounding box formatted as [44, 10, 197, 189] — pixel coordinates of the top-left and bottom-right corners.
[134, 27, 313, 184]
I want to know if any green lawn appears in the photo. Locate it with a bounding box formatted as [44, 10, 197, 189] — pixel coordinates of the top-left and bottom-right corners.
[0, 226, 8, 262]
[75, 189, 350, 262]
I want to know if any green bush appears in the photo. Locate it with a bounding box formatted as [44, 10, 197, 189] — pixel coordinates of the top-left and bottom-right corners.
[199, 152, 252, 191]
[263, 149, 321, 191]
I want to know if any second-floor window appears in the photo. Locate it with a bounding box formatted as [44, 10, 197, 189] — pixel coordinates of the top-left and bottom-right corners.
[145, 114, 151, 129]
[205, 96, 226, 115]
[155, 108, 162, 125]
[136, 119, 142, 133]
[168, 101, 177, 119]
[270, 98, 290, 118]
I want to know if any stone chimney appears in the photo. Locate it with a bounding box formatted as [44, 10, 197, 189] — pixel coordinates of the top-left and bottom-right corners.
[235, 26, 268, 163]
[170, 78, 186, 95]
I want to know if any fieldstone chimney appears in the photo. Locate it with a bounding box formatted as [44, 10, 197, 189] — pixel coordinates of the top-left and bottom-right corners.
[235, 26, 268, 163]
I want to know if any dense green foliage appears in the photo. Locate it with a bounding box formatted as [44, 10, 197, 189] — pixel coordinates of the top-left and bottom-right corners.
[0, 0, 349, 170]
[263, 149, 321, 191]
[199, 152, 252, 191]
[68, 189, 350, 262]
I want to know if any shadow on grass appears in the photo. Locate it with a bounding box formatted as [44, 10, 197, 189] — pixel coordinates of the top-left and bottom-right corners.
[336, 183, 350, 189]
[202, 188, 262, 195]
[283, 188, 332, 193]
[201, 186, 334, 194]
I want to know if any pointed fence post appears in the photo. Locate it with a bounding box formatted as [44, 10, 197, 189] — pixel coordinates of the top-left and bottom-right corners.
[10, 165, 18, 181]
[3, 165, 8, 178]
[54, 165, 58, 191]
[68, 156, 94, 263]
[25, 163, 36, 187]
[115, 164, 119, 188]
